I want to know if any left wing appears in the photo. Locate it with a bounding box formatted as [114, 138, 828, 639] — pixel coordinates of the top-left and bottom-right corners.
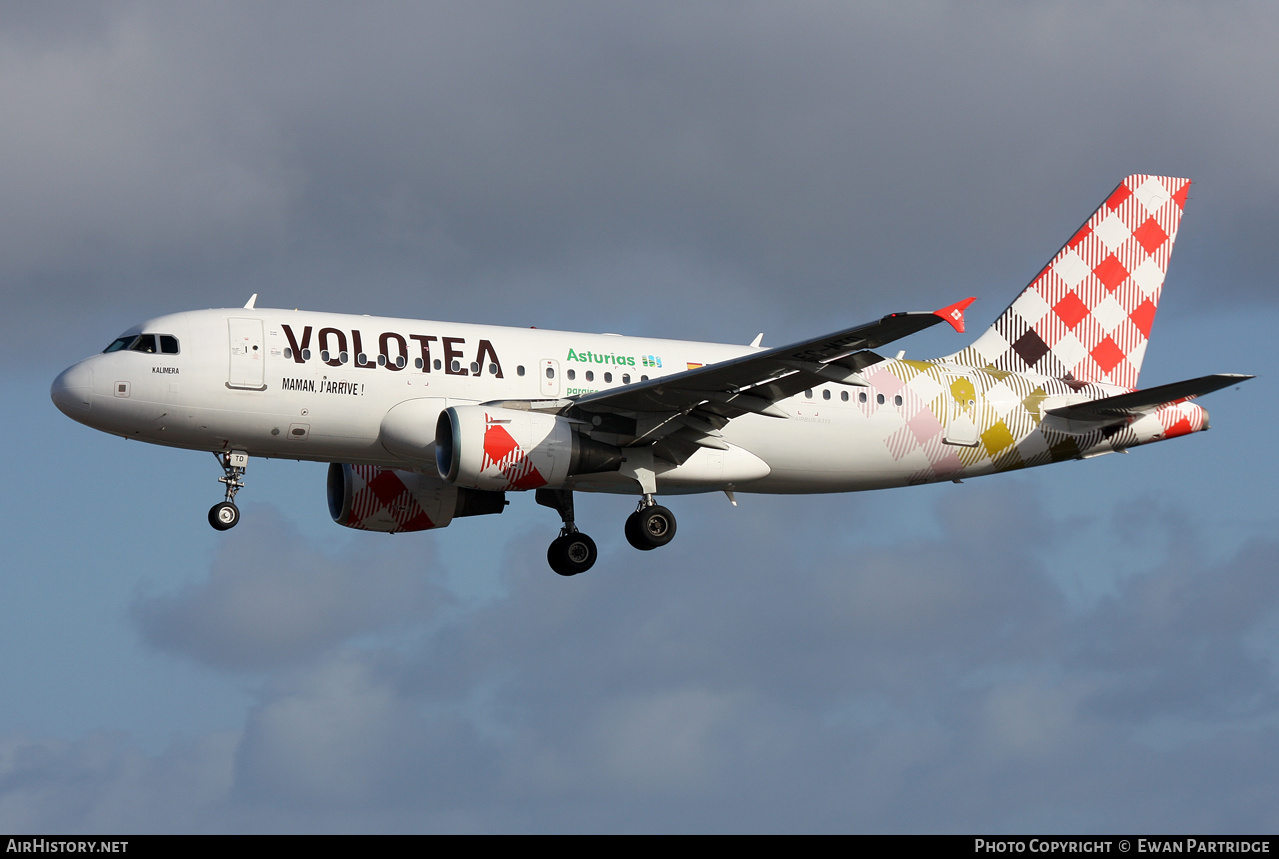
[552, 298, 975, 458]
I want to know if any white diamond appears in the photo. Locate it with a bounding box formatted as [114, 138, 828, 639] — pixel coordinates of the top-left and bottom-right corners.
[1054, 330, 1087, 373]
[1090, 295, 1128, 334]
[1127, 339, 1148, 374]
[1093, 212, 1132, 253]
[1011, 287, 1051, 326]
[1130, 257, 1166, 297]
[1133, 177, 1171, 214]
[1053, 250, 1091, 288]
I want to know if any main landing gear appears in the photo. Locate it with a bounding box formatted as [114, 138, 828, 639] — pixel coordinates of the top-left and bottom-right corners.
[537, 489, 599, 576]
[624, 496, 677, 551]
[208, 450, 248, 531]
[537, 489, 678, 575]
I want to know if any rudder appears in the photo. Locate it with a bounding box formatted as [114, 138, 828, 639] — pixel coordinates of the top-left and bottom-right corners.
[948, 175, 1190, 389]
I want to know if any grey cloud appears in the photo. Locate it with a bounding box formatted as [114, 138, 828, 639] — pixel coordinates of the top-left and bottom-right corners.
[131, 507, 454, 670]
[9, 2, 1279, 365]
[9, 481, 1279, 831]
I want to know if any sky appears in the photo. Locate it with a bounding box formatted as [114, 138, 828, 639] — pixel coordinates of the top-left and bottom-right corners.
[1, 1, 1277, 833]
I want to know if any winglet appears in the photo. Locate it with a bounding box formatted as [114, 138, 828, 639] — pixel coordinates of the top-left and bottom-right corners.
[244, 293, 258, 309]
[934, 297, 976, 333]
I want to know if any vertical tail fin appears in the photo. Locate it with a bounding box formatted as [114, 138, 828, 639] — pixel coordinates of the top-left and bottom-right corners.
[947, 175, 1191, 389]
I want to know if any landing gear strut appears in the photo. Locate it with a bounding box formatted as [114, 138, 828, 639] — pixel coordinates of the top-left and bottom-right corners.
[208, 450, 248, 531]
[537, 489, 598, 576]
[624, 495, 677, 551]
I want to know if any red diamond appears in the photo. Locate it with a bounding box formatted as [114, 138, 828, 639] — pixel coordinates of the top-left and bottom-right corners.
[1093, 254, 1129, 291]
[510, 468, 547, 490]
[1106, 184, 1132, 210]
[1163, 417, 1192, 439]
[1131, 217, 1168, 255]
[483, 422, 519, 466]
[1172, 181, 1190, 210]
[1129, 299, 1157, 337]
[1090, 336, 1125, 374]
[367, 470, 406, 505]
[1053, 293, 1089, 329]
[402, 510, 435, 531]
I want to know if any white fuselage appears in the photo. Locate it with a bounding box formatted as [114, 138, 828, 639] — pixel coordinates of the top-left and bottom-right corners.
[50, 306, 1196, 499]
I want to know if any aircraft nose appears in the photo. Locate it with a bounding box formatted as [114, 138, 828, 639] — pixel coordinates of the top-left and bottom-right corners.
[51, 361, 94, 418]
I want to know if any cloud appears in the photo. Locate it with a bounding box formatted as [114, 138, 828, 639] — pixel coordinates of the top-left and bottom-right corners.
[30, 485, 1242, 830]
[131, 507, 455, 670]
[10, 2, 1279, 365]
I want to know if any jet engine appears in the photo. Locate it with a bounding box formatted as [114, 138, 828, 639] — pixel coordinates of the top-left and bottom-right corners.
[435, 405, 621, 492]
[327, 463, 505, 533]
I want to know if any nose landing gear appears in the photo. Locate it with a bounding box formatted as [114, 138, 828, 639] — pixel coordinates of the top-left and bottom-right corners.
[208, 450, 248, 531]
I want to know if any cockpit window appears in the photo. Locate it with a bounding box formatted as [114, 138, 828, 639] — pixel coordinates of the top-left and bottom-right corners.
[129, 334, 158, 353]
[103, 334, 179, 354]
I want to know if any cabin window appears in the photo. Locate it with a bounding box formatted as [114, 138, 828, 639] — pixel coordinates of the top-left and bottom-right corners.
[876, 393, 885, 405]
[841, 391, 849, 402]
[641, 375, 649, 381]
[376, 354, 386, 366]
[357, 353, 368, 364]
[450, 360, 461, 373]
[859, 392, 868, 403]
[622, 374, 630, 384]
[805, 389, 813, 399]
[302, 349, 311, 361]
[321, 350, 331, 362]
[284, 347, 292, 359]
[822, 389, 831, 401]
[396, 356, 406, 369]
[517, 365, 526, 376]
[339, 351, 349, 364]
[567, 369, 576, 380]
[471, 362, 480, 374]
[415, 357, 424, 369]
[434, 359, 442, 371]
[489, 363, 498, 375]
[894, 395, 903, 406]
[546, 366, 555, 379]
[604, 372, 612, 383]
[585, 371, 594, 382]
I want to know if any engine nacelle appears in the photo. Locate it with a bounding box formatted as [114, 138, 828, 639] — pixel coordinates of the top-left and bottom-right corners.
[327, 463, 505, 533]
[435, 405, 621, 492]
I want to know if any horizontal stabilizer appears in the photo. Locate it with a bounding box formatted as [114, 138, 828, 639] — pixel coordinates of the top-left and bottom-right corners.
[1045, 374, 1253, 422]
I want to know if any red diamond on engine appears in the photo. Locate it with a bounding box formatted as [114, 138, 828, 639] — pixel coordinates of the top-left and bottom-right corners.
[1053, 292, 1089, 329]
[367, 470, 406, 505]
[483, 423, 519, 467]
[1090, 336, 1125, 374]
[1093, 254, 1128, 291]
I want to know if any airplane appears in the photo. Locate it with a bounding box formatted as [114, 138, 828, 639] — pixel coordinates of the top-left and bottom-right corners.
[51, 175, 1251, 576]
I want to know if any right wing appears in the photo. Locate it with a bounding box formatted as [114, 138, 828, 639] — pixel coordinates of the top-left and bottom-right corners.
[555, 298, 976, 459]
